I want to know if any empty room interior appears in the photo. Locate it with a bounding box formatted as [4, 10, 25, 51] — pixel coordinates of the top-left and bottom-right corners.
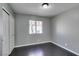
[0, 3, 79, 56]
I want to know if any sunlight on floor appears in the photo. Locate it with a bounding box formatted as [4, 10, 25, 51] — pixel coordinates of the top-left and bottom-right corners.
[28, 48, 44, 56]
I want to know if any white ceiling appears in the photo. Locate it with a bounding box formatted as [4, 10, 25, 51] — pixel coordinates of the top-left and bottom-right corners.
[9, 3, 79, 17]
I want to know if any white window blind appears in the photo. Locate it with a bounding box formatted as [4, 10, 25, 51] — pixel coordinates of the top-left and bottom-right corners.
[29, 20, 43, 34]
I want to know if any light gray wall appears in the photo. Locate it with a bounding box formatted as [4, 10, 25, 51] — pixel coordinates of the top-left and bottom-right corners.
[15, 14, 51, 46]
[51, 6, 79, 55]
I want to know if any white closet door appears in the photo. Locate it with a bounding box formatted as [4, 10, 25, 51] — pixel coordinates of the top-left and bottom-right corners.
[9, 15, 14, 54]
[2, 9, 10, 56]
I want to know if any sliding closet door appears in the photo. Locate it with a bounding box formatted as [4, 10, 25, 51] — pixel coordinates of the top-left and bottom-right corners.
[9, 15, 14, 54]
[0, 8, 2, 56]
[2, 9, 10, 56]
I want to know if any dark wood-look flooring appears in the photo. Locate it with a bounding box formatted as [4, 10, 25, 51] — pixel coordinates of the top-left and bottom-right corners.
[9, 42, 77, 56]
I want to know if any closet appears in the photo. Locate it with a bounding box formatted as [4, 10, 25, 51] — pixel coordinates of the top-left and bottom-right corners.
[0, 4, 2, 55]
[2, 7, 14, 56]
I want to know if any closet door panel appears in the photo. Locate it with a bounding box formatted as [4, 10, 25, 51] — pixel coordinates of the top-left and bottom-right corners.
[2, 9, 10, 56]
[9, 15, 14, 54]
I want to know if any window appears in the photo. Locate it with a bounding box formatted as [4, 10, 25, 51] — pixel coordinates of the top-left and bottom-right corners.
[36, 21, 42, 34]
[29, 20, 43, 34]
[29, 20, 36, 34]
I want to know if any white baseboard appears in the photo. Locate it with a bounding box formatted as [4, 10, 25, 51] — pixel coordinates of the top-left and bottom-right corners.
[9, 48, 14, 55]
[15, 41, 51, 48]
[51, 42, 79, 56]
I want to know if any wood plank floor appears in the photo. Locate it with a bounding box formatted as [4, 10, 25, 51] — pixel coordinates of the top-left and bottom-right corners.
[9, 42, 77, 56]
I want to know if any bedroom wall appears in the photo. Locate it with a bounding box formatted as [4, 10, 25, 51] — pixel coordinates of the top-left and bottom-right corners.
[15, 14, 51, 47]
[51, 6, 79, 55]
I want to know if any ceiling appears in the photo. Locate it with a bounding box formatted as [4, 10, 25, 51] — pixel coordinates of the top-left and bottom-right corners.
[9, 3, 79, 17]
